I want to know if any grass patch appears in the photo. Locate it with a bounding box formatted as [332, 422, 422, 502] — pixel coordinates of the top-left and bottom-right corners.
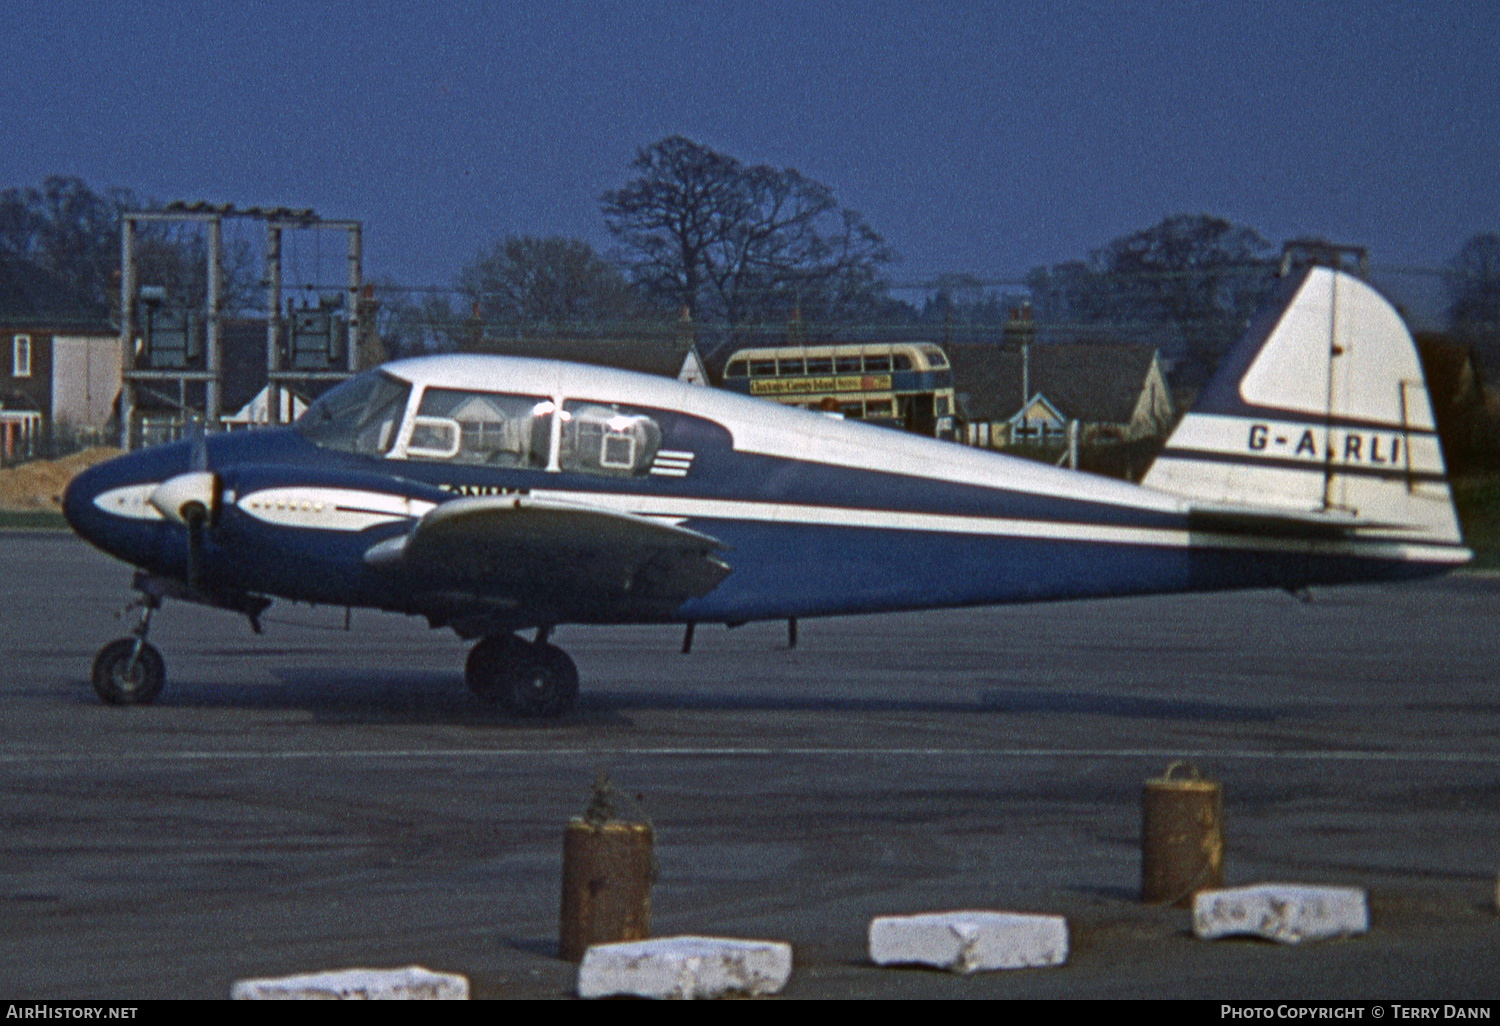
[0, 510, 68, 531]
[1452, 474, 1500, 569]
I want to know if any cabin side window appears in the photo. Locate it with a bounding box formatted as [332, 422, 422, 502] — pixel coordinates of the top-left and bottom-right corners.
[405, 388, 552, 468]
[559, 400, 663, 478]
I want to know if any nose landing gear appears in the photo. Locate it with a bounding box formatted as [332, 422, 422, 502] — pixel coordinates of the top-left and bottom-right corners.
[91, 596, 165, 705]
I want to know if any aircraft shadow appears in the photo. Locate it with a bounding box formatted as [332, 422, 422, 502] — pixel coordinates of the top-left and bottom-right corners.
[82, 669, 1285, 726]
[976, 690, 1280, 721]
[582, 686, 1282, 722]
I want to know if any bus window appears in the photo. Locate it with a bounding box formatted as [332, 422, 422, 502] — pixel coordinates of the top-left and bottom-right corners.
[864, 354, 892, 373]
[835, 355, 862, 373]
[892, 352, 913, 371]
[749, 358, 777, 376]
[864, 398, 895, 418]
[778, 357, 806, 375]
[922, 346, 949, 369]
[725, 359, 748, 378]
[559, 400, 663, 478]
[806, 357, 834, 374]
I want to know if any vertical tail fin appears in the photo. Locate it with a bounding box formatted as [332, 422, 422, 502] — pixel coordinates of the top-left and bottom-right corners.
[1144, 266, 1467, 555]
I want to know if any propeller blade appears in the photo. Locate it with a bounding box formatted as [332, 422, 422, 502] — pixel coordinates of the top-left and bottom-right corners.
[181, 421, 212, 588]
[189, 417, 208, 472]
[184, 505, 206, 588]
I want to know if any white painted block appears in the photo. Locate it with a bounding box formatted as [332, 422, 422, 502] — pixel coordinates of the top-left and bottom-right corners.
[868, 911, 1069, 973]
[577, 936, 793, 1000]
[231, 965, 469, 1000]
[1193, 884, 1369, 944]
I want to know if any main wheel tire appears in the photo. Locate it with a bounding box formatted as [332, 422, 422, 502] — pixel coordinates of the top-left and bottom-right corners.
[465, 634, 530, 698]
[91, 638, 166, 706]
[465, 635, 578, 718]
[505, 642, 579, 718]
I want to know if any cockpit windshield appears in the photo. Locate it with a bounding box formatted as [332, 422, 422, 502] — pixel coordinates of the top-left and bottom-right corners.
[294, 371, 412, 456]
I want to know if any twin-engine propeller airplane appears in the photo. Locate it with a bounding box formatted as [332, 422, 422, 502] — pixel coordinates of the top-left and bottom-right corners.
[64, 266, 1470, 715]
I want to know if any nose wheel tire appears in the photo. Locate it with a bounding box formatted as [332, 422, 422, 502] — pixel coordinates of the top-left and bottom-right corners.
[91, 639, 166, 706]
[466, 634, 579, 718]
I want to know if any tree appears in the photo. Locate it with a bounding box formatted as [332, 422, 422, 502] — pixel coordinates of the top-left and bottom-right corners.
[457, 235, 641, 328]
[1445, 234, 1500, 368]
[1102, 214, 1277, 384]
[0, 176, 131, 309]
[601, 136, 894, 326]
[366, 279, 464, 358]
[601, 136, 742, 320]
[133, 225, 257, 315]
[0, 175, 257, 315]
[1028, 214, 1278, 386]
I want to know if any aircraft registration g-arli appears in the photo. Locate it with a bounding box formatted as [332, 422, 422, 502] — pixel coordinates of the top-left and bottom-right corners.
[64, 266, 1469, 715]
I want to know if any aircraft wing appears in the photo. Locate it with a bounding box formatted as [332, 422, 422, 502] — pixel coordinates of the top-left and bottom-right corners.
[364, 494, 732, 618]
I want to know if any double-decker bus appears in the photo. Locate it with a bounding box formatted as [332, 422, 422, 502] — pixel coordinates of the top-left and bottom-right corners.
[719, 342, 956, 438]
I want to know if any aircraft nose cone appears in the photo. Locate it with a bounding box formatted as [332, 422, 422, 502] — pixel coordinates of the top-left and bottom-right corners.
[62, 459, 108, 536]
[62, 450, 173, 569]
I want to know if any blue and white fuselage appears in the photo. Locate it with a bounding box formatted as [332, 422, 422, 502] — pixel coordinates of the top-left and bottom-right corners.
[62, 267, 1470, 712]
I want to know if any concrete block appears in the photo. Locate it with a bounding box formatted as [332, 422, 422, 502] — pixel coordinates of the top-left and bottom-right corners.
[1193, 884, 1369, 944]
[868, 911, 1069, 973]
[231, 965, 469, 1000]
[577, 936, 793, 999]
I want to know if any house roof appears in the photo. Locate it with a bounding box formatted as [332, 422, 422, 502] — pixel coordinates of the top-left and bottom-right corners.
[0, 256, 114, 333]
[946, 342, 1163, 423]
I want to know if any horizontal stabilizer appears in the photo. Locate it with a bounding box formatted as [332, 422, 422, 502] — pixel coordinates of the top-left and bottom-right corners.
[1186, 503, 1416, 540]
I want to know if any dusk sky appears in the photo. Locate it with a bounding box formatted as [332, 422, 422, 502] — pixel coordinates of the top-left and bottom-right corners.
[4, 0, 1497, 322]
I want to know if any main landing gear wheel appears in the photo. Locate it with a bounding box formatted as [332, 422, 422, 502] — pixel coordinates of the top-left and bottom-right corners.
[465, 634, 579, 718]
[91, 639, 166, 706]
